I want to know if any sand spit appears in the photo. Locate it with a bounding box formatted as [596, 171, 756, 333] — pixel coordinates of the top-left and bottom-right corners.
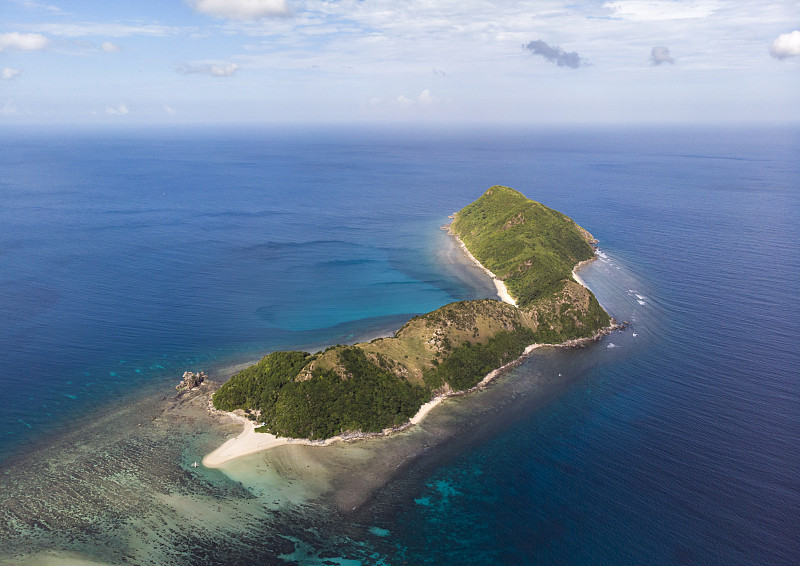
[203, 415, 289, 468]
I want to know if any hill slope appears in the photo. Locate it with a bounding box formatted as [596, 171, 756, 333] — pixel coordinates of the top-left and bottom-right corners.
[451, 185, 597, 307]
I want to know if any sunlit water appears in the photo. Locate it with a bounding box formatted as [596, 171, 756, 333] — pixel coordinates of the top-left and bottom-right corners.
[1, 126, 797, 565]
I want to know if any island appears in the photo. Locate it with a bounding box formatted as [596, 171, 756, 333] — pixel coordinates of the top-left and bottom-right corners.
[206, 186, 613, 461]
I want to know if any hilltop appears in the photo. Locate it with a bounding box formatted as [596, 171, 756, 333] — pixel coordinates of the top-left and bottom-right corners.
[211, 186, 611, 440]
[451, 185, 598, 308]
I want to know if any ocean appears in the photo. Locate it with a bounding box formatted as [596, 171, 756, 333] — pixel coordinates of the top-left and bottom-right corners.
[0, 125, 797, 565]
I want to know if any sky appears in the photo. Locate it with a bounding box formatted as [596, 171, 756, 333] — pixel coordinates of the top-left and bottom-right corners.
[0, 0, 798, 125]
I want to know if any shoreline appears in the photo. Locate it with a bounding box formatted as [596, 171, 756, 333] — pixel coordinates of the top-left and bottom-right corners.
[571, 255, 597, 289]
[203, 394, 449, 468]
[204, 321, 615, 468]
[202, 231, 615, 467]
[445, 224, 517, 307]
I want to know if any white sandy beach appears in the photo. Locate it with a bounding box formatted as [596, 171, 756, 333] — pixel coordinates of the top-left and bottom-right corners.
[476, 344, 540, 387]
[203, 416, 290, 468]
[450, 230, 517, 307]
[409, 396, 446, 425]
[204, 396, 449, 468]
[572, 255, 596, 289]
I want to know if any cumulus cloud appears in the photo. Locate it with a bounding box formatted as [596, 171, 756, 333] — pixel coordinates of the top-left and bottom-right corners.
[769, 31, 800, 60]
[105, 104, 130, 115]
[186, 0, 290, 20]
[391, 90, 439, 107]
[100, 41, 120, 53]
[417, 89, 437, 106]
[370, 89, 440, 109]
[2, 68, 22, 80]
[177, 62, 240, 77]
[524, 40, 583, 69]
[651, 46, 675, 65]
[0, 32, 49, 52]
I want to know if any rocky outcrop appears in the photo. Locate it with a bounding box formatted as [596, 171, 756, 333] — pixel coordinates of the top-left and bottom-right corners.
[176, 371, 207, 390]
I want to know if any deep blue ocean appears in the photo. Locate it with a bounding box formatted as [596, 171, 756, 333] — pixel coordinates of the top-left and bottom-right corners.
[1, 125, 798, 565]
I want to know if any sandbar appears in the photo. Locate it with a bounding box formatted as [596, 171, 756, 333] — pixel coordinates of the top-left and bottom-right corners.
[203, 415, 289, 468]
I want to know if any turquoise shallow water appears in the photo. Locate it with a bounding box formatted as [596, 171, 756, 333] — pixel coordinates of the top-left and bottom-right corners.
[0, 126, 798, 564]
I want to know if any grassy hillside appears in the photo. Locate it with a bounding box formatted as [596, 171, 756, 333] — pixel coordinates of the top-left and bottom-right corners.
[212, 186, 611, 439]
[451, 185, 597, 307]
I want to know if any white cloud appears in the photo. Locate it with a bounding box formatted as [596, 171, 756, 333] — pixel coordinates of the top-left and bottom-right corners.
[10, 1, 62, 13]
[164, 105, 176, 115]
[1, 101, 19, 115]
[2, 68, 22, 80]
[210, 63, 240, 76]
[105, 104, 130, 115]
[604, 1, 720, 22]
[100, 41, 120, 53]
[417, 89, 437, 106]
[770, 30, 800, 60]
[28, 22, 179, 38]
[187, 0, 291, 20]
[1, 0, 798, 124]
[383, 90, 438, 108]
[0, 32, 50, 52]
[178, 62, 241, 77]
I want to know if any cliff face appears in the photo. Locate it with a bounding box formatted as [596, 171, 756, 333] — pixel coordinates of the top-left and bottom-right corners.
[212, 187, 611, 440]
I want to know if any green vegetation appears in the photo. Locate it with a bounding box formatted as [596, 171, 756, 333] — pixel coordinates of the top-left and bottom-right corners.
[212, 186, 611, 440]
[214, 349, 426, 439]
[213, 351, 312, 421]
[451, 185, 595, 307]
[423, 327, 536, 390]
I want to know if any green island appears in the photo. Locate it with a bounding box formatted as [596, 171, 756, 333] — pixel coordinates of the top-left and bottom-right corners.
[212, 186, 612, 440]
